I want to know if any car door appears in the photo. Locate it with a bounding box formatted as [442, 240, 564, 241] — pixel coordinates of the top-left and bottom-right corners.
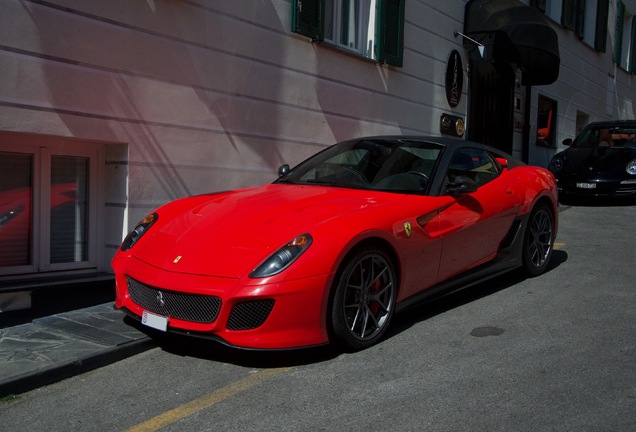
[433, 148, 520, 282]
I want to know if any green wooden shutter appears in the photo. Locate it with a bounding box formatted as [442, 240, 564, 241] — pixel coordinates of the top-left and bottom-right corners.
[575, 0, 585, 39]
[630, 18, 636, 73]
[291, 0, 324, 41]
[561, 0, 575, 30]
[377, 0, 405, 67]
[532, 0, 547, 14]
[594, 0, 609, 52]
[615, 1, 624, 65]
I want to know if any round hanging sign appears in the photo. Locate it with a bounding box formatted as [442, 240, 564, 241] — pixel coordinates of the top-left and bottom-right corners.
[445, 50, 463, 108]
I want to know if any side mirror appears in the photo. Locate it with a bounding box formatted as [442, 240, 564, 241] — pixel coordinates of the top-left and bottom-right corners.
[278, 164, 290, 177]
[562, 138, 573, 146]
[446, 175, 478, 196]
[496, 157, 508, 169]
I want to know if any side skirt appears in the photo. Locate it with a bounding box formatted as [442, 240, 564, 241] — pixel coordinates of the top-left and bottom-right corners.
[396, 213, 529, 313]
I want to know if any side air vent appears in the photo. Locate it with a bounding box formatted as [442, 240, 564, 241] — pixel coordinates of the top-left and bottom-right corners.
[227, 299, 275, 330]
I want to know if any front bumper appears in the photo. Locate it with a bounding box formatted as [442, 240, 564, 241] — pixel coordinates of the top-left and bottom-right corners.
[113, 256, 331, 349]
[556, 177, 636, 197]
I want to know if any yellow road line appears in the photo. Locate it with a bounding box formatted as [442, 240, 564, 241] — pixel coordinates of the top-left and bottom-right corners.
[126, 367, 291, 432]
[553, 242, 565, 250]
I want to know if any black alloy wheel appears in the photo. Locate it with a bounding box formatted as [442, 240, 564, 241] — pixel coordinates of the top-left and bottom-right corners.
[522, 203, 555, 276]
[330, 248, 396, 350]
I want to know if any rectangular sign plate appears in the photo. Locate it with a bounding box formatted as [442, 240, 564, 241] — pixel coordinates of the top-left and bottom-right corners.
[142, 310, 168, 332]
[576, 182, 596, 189]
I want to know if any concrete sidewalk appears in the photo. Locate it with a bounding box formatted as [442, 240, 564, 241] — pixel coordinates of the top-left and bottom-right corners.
[0, 303, 154, 397]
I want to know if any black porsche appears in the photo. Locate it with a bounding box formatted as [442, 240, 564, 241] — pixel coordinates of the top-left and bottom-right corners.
[549, 120, 636, 201]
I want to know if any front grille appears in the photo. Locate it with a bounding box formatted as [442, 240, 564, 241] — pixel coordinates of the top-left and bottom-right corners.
[127, 277, 221, 323]
[227, 299, 275, 330]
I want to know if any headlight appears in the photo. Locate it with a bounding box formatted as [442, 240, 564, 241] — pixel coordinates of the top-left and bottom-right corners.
[549, 156, 564, 172]
[250, 234, 312, 278]
[120, 213, 158, 251]
[627, 159, 636, 175]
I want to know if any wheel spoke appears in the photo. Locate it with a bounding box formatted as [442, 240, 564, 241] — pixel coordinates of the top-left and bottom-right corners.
[367, 266, 387, 289]
[529, 211, 552, 267]
[349, 305, 361, 333]
[369, 282, 393, 313]
[360, 306, 370, 338]
[362, 304, 379, 337]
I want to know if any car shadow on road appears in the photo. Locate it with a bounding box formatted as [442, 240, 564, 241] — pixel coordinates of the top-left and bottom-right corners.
[386, 248, 569, 342]
[133, 320, 341, 369]
[143, 250, 568, 368]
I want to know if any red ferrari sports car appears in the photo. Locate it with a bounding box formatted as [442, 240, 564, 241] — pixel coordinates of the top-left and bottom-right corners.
[112, 136, 558, 350]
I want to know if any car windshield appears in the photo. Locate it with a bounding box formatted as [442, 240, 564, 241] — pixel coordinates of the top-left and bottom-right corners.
[276, 139, 444, 194]
[573, 125, 636, 148]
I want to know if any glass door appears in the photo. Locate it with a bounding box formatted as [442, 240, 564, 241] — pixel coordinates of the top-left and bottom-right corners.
[0, 151, 35, 271]
[0, 137, 99, 277]
[49, 156, 89, 265]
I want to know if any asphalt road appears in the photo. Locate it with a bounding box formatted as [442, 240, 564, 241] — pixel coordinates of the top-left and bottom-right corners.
[2, 202, 635, 432]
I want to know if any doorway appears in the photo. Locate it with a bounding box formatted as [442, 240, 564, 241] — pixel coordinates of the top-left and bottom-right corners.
[467, 61, 515, 154]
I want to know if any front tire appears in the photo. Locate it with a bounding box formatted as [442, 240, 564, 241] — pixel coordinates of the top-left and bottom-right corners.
[522, 203, 554, 276]
[330, 248, 397, 351]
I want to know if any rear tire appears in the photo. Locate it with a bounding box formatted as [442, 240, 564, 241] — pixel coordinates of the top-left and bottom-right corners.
[522, 203, 554, 276]
[330, 248, 396, 351]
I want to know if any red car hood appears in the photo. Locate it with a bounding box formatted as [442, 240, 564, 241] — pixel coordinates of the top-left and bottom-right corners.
[132, 184, 397, 278]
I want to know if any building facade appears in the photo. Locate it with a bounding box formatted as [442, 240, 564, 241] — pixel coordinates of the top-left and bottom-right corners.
[0, 0, 635, 293]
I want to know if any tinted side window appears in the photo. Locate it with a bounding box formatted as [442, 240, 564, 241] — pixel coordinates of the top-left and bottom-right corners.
[447, 148, 501, 188]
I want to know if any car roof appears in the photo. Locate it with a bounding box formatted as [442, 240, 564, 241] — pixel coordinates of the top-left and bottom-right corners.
[345, 135, 524, 165]
[347, 135, 505, 153]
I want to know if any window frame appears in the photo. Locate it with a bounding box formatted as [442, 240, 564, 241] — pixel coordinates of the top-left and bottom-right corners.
[291, 0, 405, 67]
[615, 1, 625, 65]
[0, 135, 103, 277]
[562, 0, 585, 38]
[536, 95, 558, 148]
[534, 0, 608, 52]
[629, 17, 636, 73]
[445, 147, 502, 192]
[594, 0, 609, 52]
[615, 2, 636, 72]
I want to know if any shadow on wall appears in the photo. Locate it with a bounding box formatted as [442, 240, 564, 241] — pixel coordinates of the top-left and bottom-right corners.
[190, 1, 288, 176]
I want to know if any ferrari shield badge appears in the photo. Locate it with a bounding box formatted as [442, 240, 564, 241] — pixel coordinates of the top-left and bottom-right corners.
[404, 222, 412, 237]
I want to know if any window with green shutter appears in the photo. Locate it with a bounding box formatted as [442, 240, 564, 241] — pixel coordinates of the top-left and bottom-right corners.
[594, 0, 608, 52]
[377, 0, 405, 67]
[562, 0, 585, 38]
[531, 0, 547, 14]
[292, 0, 324, 41]
[292, 0, 405, 67]
[615, 1, 624, 65]
[629, 18, 636, 72]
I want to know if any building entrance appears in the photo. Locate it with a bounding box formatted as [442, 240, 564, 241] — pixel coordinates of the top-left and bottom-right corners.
[467, 61, 515, 154]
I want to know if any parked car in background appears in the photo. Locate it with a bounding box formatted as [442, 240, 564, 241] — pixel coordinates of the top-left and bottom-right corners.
[112, 136, 558, 351]
[549, 120, 636, 201]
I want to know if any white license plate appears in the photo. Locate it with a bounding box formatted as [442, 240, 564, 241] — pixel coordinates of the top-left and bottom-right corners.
[142, 310, 168, 332]
[576, 182, 596, 189]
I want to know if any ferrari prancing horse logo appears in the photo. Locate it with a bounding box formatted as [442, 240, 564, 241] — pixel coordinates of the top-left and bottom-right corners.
[173, 255, 182, 264]
[404, 222, 412, 237]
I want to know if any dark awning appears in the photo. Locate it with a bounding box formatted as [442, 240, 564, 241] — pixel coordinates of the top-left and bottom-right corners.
[464, 0, 560, 85]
